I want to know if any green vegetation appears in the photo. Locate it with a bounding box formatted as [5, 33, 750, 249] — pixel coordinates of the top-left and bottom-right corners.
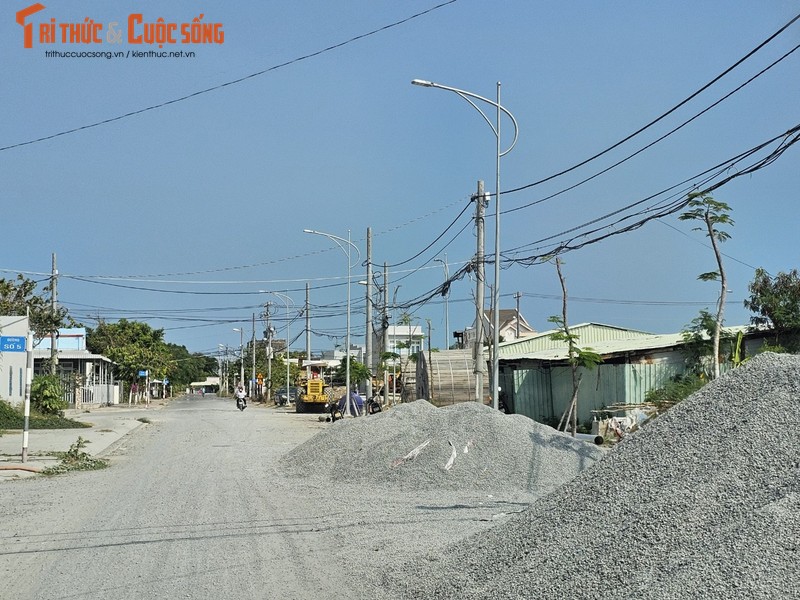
[42, 436, 108, 475]
[745, 268, 800, 352]
[30, 374, 67, 415]
[0, 399, 90, 430]
[679, 193, 734, 379]
[644, 374, 706, 409]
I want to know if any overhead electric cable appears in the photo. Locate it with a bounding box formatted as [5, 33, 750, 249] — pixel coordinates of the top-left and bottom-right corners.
[0, 1, 459, 152]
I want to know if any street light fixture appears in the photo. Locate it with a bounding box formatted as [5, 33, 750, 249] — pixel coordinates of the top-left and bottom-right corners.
[411, 78, 519, 410]
[304, 228, 361, 416]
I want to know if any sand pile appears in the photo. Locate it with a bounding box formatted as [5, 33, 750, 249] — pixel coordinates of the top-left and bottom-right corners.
[281, 399, 605, 494]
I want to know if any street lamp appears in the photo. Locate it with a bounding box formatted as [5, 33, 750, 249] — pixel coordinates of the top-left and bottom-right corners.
[261, 291, 293, 406]
[232, 328, 244, 389]
[304, 228, 361, 416]
[411, 78, 519, 410]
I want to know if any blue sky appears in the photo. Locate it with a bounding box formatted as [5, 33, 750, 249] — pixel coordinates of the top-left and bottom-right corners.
[2, 0, 799, 357]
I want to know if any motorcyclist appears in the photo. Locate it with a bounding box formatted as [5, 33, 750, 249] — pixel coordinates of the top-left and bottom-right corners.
[235, 384, 247, 409]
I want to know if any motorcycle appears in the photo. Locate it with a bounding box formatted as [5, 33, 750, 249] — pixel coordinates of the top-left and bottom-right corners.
[236, 396, 246, 411]
[324, 393, 382, 422]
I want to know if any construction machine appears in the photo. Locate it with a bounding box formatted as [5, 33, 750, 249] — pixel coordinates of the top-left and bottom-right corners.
[295, 360, 334, 413]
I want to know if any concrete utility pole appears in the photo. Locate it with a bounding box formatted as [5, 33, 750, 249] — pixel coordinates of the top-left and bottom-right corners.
[365, 227, 373, 400]
[382, 262, 389, 407]
[50, 253, 58, 375]
[474, 181, 487, 403]
[264, 305, 274, 400]
[426, 318, 434, 402]
[251, 313, 256, 397]
[514, 291, 522, 338]
[305, 283, 311, 372]
[434, 254, 450, 350]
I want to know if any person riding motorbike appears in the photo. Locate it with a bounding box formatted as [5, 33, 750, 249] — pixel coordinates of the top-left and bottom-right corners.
[235, 384, 247, 410]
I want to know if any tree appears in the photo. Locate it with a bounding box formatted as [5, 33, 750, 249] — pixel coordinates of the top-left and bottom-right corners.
[681, 309, 734, 377]
[744, 268, 800, 352]
[332, 358, 371, 387]
[86, 319, 172, 383]
[548, 258, 602, 435]
[678, 193, 733, 379]
[0, 274, 73, 341]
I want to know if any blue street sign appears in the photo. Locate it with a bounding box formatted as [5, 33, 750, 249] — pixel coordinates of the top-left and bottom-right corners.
[138, 370, 148, 377]
[0, 336, 26, 352]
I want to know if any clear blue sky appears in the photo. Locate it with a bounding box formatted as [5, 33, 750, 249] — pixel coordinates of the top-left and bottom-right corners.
[3, 0, 799, 357]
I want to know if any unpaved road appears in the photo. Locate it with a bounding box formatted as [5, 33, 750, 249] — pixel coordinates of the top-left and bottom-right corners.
[0, 395, 531, 599]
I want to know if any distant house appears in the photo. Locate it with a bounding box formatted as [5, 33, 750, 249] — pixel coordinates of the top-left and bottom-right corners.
[462, 309, 536, 349]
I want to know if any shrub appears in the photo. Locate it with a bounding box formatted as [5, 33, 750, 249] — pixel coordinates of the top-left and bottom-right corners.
[31, 374, 67, 415]
[644, 374, 706, 408]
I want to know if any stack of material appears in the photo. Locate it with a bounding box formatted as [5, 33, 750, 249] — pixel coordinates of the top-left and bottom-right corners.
[380, 353, 800, 599]
[281, 399, 604, 495]
[400, 349, 488, 405]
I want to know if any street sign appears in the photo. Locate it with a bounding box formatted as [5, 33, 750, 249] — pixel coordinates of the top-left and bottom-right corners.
[138, 370, 148, 377]
[0, 336, 26, 352]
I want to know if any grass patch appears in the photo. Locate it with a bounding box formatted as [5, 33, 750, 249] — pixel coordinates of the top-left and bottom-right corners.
[42, 437, 109, 475]
[0, 400, 90, 430]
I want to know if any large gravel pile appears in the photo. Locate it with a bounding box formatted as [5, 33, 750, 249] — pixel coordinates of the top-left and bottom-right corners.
[281, 399, 604, 494]
[379, 353, 800, 599]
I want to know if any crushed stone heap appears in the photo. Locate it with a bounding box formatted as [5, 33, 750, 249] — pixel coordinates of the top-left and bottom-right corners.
[281, 399, 605, 494]
[381, 352, 800, 599]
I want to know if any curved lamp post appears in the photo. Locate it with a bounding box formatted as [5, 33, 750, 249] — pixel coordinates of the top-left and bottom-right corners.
[411, 79, 519, 411]
[303, 228, 361, 416]
[262, 291, 294, 405]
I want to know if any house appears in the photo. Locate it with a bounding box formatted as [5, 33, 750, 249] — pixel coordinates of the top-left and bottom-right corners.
[496, 322, 770, 427]
[34, 328, 119, 406]
[462, 309, 536, 348]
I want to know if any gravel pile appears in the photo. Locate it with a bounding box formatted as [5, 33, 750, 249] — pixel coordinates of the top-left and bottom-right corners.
[379, 353, 800, 599]
[281, 399, 604, 494]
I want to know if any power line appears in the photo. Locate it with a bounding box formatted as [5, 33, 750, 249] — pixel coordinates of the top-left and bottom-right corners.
[0, 1, 459, 153]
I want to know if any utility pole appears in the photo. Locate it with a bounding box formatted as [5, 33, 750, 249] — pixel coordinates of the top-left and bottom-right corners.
[305, 283, 311, 373]
[474, 181, 487, 403]
[365, 227, 373, 401]
[426, 318, 434, 402]
[251, 313, 256, 397]
[435, 254, 450, 350]
[50, 253, 58, 375]
[514, 291, 522, 338]
[382, 262, 389, 407]
[264, 305, 274, 401]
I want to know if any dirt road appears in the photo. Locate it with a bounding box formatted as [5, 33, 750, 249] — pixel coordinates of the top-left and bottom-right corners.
[0, 395, 527, 599]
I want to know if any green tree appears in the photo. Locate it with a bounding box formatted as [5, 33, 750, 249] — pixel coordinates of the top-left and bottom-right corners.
[549, 258, 602, 435]
[681, 309, 734, 377]
[86, 319, 172, 383]
[0, 274, 74, 341]
[744, 268, 800, 352]
[679, 193, 733, 379]
[332, 357, 371, 386]
[164, 344, 218, 389]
